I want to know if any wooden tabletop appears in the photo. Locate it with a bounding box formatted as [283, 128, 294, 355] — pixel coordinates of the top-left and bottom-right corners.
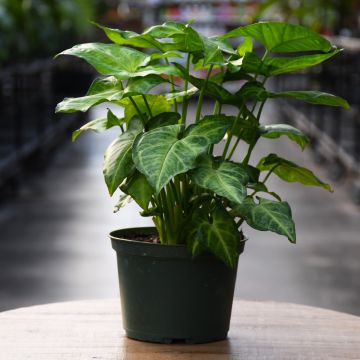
[1, 299, 360, 360]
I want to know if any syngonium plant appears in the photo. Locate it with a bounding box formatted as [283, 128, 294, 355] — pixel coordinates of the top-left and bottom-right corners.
[56, 21, 349, 268]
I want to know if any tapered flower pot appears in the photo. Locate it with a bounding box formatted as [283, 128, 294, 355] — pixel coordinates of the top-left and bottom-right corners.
[110, 227, 246, 344]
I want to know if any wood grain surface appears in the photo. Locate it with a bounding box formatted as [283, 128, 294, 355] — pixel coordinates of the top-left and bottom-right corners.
[0, 299, 359, 359]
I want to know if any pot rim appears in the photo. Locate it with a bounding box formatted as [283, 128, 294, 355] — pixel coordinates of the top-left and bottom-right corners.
[110, 227, 247, 259]
[109, 226, 248, 247]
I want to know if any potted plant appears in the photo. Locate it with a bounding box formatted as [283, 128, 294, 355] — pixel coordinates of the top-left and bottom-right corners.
[56, 21, 349, 344]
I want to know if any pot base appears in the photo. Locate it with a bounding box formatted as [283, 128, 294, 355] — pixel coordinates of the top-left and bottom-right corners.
[126, 329, 227, 344]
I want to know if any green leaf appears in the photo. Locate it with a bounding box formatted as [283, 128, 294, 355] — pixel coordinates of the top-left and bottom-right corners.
[107, 109, 123, 127]
[265, 49, 341, 75]
[200, 35, 235, 66]
[103, 128, 142, 196]
[147, 112, 181, 130]
[235, 81, 268, 102]
[247, 182, 268, 193]
[221, 69, 254, 82]
[150, 51, 182, 60]
[190, 155, 249, 204]
[271, 90, 349, 109]
[259, 124, 309, 150]
[133, 117, 230, 193]
[257, 154, 332, 191]
[207, 36, 236, 55]
[229, 109, 259, 144]
[124, 75, 166, 97]
[145, 21, 204, 53]
[231, 52, 269, 76]
[145, 21, 188, 38]
[113, 194, 132, 213]
[186, 206, 242, 268]
[222, 22, 333, 53]
[72, 109, 124, 141]
[57, 43, 150, 78]
[93, 22, 164, 50]
[126, 64, 182, 78]
[235, 197, 296, 242]
[118, 95, 171, 124]
[237, 36, 253, 56]
[56, 76, 123, 113]
[201, 38, 224, 66]
[121, 171, 154, 210]
[72, 117, 107, 141]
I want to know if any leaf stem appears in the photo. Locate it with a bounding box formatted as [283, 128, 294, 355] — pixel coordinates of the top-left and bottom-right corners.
[208, 97, 222, 155]
[142, 94, 153, 118]
[262, 164, 280, 184]
[165, 58, 178, 113]
[129, 96, 146, 127]
[236, 218, 245, 228]
[227, 136, 241, 160]
[195, 64, 214, 123]
[181, 54, 191, 124]
[222, 108, 242, 160]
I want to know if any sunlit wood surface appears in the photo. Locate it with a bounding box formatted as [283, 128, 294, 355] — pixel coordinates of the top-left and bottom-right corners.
[1, 299, 360, 359]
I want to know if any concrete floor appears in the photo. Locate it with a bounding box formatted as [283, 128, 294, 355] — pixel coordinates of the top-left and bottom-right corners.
[0, 101, 359, 315]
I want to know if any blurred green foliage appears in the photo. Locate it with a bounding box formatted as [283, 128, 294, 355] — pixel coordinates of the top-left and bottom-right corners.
[253, 0, 352, 34]
[0, 0, 100, 65]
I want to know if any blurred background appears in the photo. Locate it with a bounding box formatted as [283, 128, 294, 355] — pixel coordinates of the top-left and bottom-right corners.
[0, 0, 359, 315]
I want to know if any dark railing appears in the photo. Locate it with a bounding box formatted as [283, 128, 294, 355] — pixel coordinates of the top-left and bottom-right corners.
[274, 36, 360, 202]
[0, 58, 93, 197]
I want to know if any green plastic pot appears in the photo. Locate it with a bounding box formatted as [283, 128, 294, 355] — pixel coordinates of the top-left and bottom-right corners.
[110, 227, 246, 344]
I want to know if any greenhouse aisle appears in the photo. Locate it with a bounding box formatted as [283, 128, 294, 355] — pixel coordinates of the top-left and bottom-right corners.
[0, 102, 359, 315]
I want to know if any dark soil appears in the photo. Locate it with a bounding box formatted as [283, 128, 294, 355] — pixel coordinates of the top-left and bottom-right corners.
[125, 233, 160, 244]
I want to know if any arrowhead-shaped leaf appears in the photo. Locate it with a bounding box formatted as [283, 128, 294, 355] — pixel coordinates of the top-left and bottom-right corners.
[222, 22, 332, 53]
[150, 51, 183, 60]
[103, 127, 142, 196]
[57, 43, 150, 78]
[56, 76, 123, 113]
[127, 64, 182, 78]
[221, 68, 254, 82]
[271, 90, 349, 109]
[93, 22, 164, 50]
[145, 21, 189, 38]
[124, 75, 166, 97]
[259, 124, 309, 150]
[265, 49, 341, 75]
[72, 109, 124, 141]
[72, 117, 107, 141]
[190, 155, 249, 204]
[235, 197, 296, 242]
[257, 153, 332, 191]
[230, 52, 269, 76]
[198, 35, 235, 66]
[235, 81, 268, 101]
[133, 117, 230, 193]
[186, 206, 243, 268]
[120, 171, 154, 210]
[237, 36, 253, 56]
[145, 21, 204, 53]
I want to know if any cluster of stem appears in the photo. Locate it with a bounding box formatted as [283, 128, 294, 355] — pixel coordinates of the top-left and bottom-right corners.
[127, 52, 273, 245]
